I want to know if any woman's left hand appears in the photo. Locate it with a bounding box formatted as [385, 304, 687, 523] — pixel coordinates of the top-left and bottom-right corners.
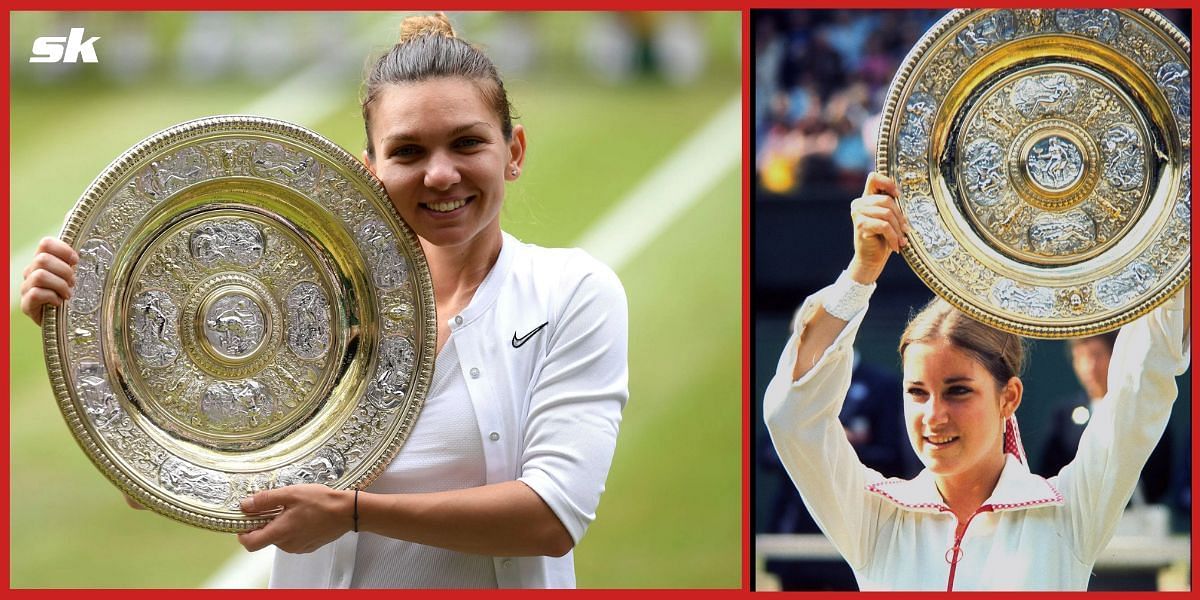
[237, 484, 355, 554]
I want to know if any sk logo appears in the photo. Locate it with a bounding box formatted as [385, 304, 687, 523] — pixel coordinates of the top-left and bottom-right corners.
[31, 28, 101, 63]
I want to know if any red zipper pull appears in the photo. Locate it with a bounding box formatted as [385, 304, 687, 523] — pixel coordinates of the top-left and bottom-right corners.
[945, 532, 965, 592]
[945, 506, 994, 592]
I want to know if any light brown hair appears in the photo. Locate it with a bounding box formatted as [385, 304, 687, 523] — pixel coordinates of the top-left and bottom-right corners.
[361, 13, 515, 158]
[899, 298, 1025, 387]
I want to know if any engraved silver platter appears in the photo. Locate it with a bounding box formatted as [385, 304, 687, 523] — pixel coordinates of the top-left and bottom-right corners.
[879, 9, 1190, 338]
[43, 116, 436, 531]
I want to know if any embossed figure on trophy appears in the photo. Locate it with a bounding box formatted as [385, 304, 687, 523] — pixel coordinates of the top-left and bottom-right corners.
[1178, 167, 1191, 221]
[159, 457, 230, 505]
[189, 221, 266, 267]
[287, 283, 330, 359]
[367, 337, 416, 410]
[955, 11, 1015, 58]
[74, 240, 115, 313]
[1027, 136, 1083, 190]
[161, 368, 206, 416]
[232, 382, 269, 428]
[205, 297, 264, 356]
[355, 220, 409, 291]
[983, 109, 1015, 135]
[1082, 88, 1116, 126]
[964, 139, 1004, 204]
[146, 161, 197, 196]
[1012, 74, 1077, 117]
[907, 199, 956, 260]
[956, 28, 991, 58]
[898, 93, 936, 158]
[1056, 9, 1121, 44]
[276, 448, 346, 487]
[219, 147, 239, 174]
[994, 203, 1029, 238]
[131, 291, 180, 367]
[78, 362, 122, 429]
[1100, 125, 1145, 190]
[296, 454, 342, 484]
[1029, 212, 1096, 255]
[142, 301, 170, 343]
[1097, 262, 1157, 307]
[211, 140, 254, 176]
[253, 142, 320, 184]
[1156, 62, 1191, 118]
[141, 149, 207, 200]
[201, 380, 275, 430]
[993, 279, 1054, 317]
[274, 363, 320, 396]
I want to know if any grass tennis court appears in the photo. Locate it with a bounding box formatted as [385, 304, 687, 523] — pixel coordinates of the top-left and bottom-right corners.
[9, 11, 741, 588]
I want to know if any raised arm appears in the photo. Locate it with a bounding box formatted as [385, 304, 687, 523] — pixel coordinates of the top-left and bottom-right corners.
[763, 173, 908, 570]
[792, 173, 908, 379]
[1056, 285, 1190, 563]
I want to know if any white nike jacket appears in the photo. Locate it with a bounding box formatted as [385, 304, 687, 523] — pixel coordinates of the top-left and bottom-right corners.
[764, 287, 1188, 590]
[457, 232, 629, 587]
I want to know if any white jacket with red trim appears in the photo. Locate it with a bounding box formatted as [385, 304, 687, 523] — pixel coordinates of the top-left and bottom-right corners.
[763, 288, 1188, 591]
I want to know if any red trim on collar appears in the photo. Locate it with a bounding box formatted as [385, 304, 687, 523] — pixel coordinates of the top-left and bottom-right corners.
[865, 479, 951, 512]
[989, 478, 1064, 510]
[865, 475, 1064, 512]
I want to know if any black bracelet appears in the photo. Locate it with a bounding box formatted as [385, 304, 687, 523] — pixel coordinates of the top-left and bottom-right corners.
[353, 488, 359, 533]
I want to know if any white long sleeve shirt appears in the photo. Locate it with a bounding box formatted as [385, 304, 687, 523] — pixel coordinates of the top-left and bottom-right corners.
[764, 287, 1188, 590]
[271, 232, 629, 588]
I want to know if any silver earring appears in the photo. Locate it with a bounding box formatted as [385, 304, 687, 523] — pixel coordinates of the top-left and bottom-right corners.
[511, 168, 519, 177]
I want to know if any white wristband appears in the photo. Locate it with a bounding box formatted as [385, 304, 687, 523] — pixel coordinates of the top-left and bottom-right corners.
[821, 270, 875, 321]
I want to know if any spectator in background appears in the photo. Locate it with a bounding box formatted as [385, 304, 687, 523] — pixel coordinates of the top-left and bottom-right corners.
[1038, 333, 1175, 507]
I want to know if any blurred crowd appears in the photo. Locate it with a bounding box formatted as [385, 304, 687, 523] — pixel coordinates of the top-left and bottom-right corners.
[753, 10, 943, 201]
[13, 12, 721, 89]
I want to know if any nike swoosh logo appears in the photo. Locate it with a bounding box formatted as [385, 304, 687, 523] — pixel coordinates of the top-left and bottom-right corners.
[512, 321, 549, 348]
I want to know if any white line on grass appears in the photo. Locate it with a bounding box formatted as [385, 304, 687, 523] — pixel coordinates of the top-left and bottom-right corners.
[201, 92, 740, 589]
[205, 547, 276, 589]
[574, 95, 741, 272]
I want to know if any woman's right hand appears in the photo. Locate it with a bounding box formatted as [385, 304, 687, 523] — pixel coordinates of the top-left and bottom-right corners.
[847, 172, 908, 286]
[19, 237, 79, 326]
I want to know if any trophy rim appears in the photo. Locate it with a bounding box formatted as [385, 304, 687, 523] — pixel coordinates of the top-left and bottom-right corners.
[43, 115, 437, 531]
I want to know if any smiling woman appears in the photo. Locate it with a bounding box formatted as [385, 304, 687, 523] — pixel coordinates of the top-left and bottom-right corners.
[763, 172, 1190, 591]
[19, 12, 628, 590]
[897, 299, 1025, 525]
[365, 79, 520, 274]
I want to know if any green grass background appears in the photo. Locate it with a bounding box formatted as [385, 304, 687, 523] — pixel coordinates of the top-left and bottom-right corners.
[9, 11, 741, 588]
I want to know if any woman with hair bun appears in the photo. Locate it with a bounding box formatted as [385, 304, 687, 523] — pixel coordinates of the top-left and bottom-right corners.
[20, 13, 627, 589]
[763, 172, 1189, 590]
